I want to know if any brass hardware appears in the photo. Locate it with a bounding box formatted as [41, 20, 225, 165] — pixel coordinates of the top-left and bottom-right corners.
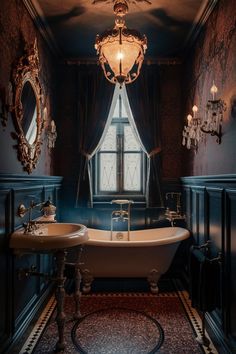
[17, 198, 56, 233]
[18, 265, 50, 280]
[17, 204, 28, 218]
[110, 199, 133, 240]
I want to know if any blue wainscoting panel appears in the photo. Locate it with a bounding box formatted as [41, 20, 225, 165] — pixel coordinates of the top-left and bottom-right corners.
[181, 175, 236, 352]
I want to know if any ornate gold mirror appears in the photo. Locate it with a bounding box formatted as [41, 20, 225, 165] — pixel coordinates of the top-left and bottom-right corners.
[10, 39, 45, 174]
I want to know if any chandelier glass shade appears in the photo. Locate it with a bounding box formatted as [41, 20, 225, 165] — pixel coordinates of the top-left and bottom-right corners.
[95, 0, 147, 85]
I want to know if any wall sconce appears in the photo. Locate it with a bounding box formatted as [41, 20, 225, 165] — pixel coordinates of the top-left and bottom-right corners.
[47, 120, 57, 149]
[201, 82, 226, 144]
[182, 82, 226, 149]
[182, 105, 203, 149]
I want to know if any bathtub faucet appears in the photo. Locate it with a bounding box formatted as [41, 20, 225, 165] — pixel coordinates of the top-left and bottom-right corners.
[110, 199, 134, 240]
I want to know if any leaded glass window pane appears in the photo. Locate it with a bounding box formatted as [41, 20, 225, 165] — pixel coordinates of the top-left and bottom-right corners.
[124, 153, 141, 191]
[113, 98, 120, 117]
[121, 100, 128, 118]
[99, 153, 117, 191]
[124, 125, 140, 151]
[100, 126, 117, 151]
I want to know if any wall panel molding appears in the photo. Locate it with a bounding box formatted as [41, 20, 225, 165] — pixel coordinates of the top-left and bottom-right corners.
[0, 174, 62, 352]
[0, 189, 12, 351]
[181, 174, 236, 352]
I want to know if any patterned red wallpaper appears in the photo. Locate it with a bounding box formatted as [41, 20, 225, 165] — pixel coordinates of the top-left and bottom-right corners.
[0, 0, 57, 175]
[182, 0, 236, 176]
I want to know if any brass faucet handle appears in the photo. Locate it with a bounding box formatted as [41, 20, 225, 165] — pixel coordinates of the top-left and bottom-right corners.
[18, 204, 28, 218]
[23, 220, 39, 234]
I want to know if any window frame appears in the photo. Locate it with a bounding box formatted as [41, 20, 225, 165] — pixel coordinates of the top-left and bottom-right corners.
[92, 91, 147, 203]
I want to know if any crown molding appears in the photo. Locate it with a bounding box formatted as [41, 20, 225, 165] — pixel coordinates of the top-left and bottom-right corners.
[182, 0, 219, 56]
[22, 0, 62, 58]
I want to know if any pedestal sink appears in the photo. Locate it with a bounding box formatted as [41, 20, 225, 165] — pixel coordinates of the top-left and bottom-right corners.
[10, 223, 88, 253]
[10, 222, 88, 352]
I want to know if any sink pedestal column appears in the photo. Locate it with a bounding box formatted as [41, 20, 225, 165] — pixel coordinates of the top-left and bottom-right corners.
[55, 249, 67, 352]
[73, 245, 83, 319]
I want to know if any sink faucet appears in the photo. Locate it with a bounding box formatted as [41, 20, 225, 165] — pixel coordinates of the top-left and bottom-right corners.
[17, 198, 56, 234]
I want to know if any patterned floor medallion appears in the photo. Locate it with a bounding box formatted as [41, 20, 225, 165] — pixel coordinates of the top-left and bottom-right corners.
[71, 307, 164, 354]
[18, 280, 218, 354]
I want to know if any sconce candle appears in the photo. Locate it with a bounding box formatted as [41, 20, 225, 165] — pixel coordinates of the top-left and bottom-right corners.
[50, 119, 56, 133]
[187, 114, 192, 126]
[210, 82, 218, 100]
[47, 119, 57, 149]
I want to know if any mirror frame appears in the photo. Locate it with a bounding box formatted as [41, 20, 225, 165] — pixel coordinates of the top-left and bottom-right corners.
[10, 39, 45, 174]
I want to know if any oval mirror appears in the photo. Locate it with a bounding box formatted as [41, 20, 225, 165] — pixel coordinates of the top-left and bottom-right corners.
[10, 39, 45, 174]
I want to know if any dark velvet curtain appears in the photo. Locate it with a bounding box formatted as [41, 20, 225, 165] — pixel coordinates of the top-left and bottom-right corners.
[126, 64, 163, 207]
[76, 65, 114, 207]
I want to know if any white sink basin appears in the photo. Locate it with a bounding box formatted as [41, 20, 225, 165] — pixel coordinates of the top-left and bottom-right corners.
[10, 223, 88, 253]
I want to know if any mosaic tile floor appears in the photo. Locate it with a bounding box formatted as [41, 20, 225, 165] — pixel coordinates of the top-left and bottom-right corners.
[19, 280, 218, 354]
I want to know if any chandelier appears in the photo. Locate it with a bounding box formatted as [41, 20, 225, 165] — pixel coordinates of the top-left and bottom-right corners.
[95, 0, 147, 85]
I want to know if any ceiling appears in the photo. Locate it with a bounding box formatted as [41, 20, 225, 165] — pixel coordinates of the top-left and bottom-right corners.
[25, 0, 218, 61]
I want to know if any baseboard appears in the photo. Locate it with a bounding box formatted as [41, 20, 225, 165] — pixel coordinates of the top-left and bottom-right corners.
[206, 313, 234, 354]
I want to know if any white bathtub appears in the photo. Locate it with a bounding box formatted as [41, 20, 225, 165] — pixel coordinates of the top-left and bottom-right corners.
[80, 227, 190, 293]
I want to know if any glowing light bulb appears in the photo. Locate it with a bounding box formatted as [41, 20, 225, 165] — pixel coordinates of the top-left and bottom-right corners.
[187, 114, 192, 126]
[192, 105, 198, 118]
[50, 120, 56, 133]
[117, 51, 124, 60]
[210, 81, 218, 100]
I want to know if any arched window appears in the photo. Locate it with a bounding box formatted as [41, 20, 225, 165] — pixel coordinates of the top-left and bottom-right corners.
[92, 86, 147, 201]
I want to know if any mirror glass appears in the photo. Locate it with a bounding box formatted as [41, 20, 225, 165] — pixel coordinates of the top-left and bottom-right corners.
[21, 81, 37, 145]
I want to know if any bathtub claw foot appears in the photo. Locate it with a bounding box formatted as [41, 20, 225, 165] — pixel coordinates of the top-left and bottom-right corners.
[147, 269, 160, 294]
[81, 269, 94, 294]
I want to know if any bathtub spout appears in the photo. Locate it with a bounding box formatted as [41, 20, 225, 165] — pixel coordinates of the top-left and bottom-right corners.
[111, 200, 133, 241]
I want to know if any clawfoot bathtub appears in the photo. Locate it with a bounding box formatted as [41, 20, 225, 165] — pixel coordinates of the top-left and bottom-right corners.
[80, 227, 190, 293]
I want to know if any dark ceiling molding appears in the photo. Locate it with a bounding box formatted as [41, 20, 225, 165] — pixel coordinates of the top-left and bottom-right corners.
[23, 0, 215, 62]
[182, 0, 219, 56]
[22, 0, 62, 58]
[65, 57, 182, 66]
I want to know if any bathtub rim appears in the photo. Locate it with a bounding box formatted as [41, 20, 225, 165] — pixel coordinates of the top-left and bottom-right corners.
[85, 227, 190, 247]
